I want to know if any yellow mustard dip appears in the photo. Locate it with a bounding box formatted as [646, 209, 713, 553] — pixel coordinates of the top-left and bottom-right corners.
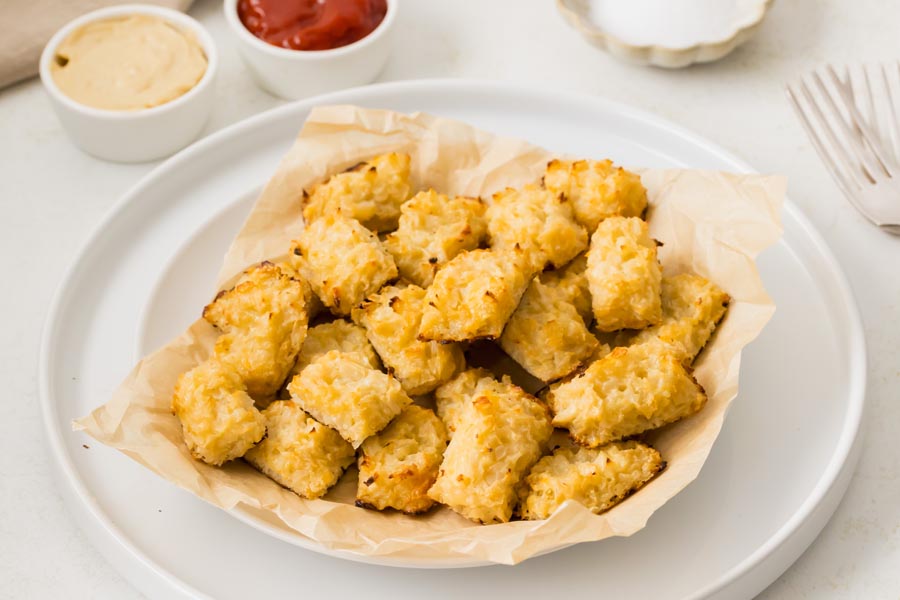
[50, 14, 207, 111]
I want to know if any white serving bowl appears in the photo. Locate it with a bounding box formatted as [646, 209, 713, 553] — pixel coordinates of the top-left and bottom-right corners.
[223, 0, 396, 100]
[40, 4, 218, 163]
[557, 0, 773, 68]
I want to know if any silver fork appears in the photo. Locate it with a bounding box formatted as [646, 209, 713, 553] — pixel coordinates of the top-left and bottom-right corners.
[787, 63, 900, 235]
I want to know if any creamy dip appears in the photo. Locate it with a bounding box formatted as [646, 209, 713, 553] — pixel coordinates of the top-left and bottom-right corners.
[50, 15, 207, 111]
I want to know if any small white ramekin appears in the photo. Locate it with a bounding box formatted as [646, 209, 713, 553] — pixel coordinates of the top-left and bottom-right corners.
[223, 0, 396, 100]
[40, 4, 218, 163]
[556, 0, 773, 69]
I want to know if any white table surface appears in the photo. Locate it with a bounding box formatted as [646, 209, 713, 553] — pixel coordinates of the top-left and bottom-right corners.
[2, 0, 898, 597]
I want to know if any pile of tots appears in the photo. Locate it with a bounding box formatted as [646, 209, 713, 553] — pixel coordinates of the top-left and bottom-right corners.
[172, 153, 730, 524]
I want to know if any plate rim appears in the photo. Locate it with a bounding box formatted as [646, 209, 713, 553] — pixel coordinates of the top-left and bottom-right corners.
[38, 79, 867, 595]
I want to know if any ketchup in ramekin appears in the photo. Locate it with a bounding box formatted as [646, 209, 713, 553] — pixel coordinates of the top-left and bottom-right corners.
[237, 0, 387, 51]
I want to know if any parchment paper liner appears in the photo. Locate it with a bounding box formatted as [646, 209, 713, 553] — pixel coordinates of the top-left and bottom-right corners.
[75, 106, 784, 565]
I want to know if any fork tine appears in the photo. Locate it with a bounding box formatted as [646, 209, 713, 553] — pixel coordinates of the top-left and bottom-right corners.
[882, 62, 900, 163]
[815, 68, 885, 179]
[845, 65, 871, 140]
[823, 65, 895, 176]
[795, 77, 869, 187]
[862, 63, 895, 162]
[861, 65, 880, 136]
[862, 63, 899, 164]
[840, 65, 863, 131]
[786, 84, 866, 212]
[838, 65, 853, 104]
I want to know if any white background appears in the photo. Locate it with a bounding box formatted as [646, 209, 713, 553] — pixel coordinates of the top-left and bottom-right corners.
[1, 0, 898, 597]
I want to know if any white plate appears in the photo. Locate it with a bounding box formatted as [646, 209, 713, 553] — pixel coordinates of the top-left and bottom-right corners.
[39, 80, 866, 598]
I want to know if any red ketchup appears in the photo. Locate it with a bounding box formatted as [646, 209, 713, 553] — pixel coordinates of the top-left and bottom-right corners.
[237, 0, 387, 51]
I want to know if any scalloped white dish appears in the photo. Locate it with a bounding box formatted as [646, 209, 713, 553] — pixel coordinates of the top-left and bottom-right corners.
[41, 80, 864, 598]
[557, 0, 773, 68]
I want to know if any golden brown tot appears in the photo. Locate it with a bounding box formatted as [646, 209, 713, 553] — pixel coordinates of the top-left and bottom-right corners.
[245, 400, 355, 499]
[291, 320, 380, 378]
[287, 350, 411, 448]
[352, 284, 465, 395]
[383, 190, 487, 287]
[540, 253, 592, 324]
[487, 184, 587, 271]
[587, 216, 662, 331]
[428, 372, 552, 523]
[172, 358, 266, 466]
[203, 262, 310, 397]
[356, 406, 448, 513]
[302, 153, 413, 231]
[546, 344, 706, 447]
[418, 249, 533, 342]
[293, 213, 398, 316]
[626, 273, 730, 364]
[433, 367, 495, 438]
[499, 277, 598, 382]
[543, 159, 648, 231]
[517, 440, 663, 520]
